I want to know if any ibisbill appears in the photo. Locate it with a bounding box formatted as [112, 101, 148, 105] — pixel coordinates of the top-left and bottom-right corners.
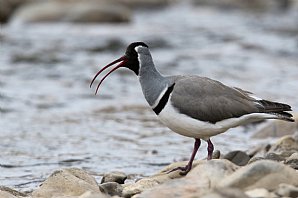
[90, 42, 294, 175]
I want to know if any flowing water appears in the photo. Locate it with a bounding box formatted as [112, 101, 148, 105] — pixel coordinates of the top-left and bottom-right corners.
[0, 2, 298, 192]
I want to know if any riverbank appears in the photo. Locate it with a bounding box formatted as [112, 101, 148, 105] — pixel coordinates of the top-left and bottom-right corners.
[0, 114, 298, 198]
[1, 129, 298, 197]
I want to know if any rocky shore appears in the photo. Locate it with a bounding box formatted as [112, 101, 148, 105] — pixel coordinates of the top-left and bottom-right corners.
[1, 118, 298, 198]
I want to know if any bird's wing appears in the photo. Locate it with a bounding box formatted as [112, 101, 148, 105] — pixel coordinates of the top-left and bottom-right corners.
[169, 76, 292, 123]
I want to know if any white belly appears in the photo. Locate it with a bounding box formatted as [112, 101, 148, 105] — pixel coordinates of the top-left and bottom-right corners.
[158, 102, 276, 139]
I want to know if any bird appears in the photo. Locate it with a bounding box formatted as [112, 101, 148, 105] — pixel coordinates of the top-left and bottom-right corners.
[90, 42, 294, 175]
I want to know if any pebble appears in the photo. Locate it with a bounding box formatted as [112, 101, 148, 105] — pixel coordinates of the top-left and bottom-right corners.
[264, 152, 285, 162]
[223, 150, 250, 166]
[101, 171, 127, 184]
[99, 182, 123, 196]
[247, 156, 265, 164]
[122, 178, 160, 198]
[212, 150, 221, 159]
[218, 160, 298, 191]
[268, 135, 298, 156]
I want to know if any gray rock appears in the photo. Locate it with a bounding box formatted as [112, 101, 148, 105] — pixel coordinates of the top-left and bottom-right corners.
[122, 178, 160, 198]
[32, 168, 102, 198]
[101, 171, 127, 184]
[268, 135, 298, 157]
[0, 186, 27, 197]
[247, 157, 265, 164]
[224, 150, 250, 166]
[275, 183, 298, 198]
[213, 150, 221, 159]
[10, 0, 131, 24]
[99, 182, 123, 196]
[285, 152, 298, 169]
[135, 160, 238, 198]
[218, 160, 298, 191]
[247, 144, 271, 158]
[264, 152, 285, 162]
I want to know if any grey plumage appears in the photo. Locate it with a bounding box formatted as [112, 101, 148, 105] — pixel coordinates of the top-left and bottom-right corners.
[135, 46, 294, 124]
[169, 75, 294, 123]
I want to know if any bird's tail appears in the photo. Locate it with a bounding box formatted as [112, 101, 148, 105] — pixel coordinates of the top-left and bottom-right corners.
[259, 100, 295, 122]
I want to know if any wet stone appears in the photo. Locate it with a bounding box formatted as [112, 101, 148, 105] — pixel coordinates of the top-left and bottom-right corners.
[264, 152, 285, 162]
[268, 135, 298, 156]
[275, 183, 298, 198]
[212, 150, 221, 159]
[122, 178, 160, 198]
[101, 171, 127, 184]
[99, 182, 123, 197]
[223, 150, 250, 166]
[218, 160, 298, 191]
[0, 186, 27, 197]
[285, 152, 298, 169]
[248, 157, 265, 164]
[247, 144, 271, 158]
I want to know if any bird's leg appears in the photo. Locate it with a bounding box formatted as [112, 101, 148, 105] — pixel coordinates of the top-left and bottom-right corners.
[207, 139, 214, 160]
[167, 138, 201, 175]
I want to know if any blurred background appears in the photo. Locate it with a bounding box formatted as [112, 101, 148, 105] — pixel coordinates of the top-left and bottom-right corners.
[1, 0, 298, 193]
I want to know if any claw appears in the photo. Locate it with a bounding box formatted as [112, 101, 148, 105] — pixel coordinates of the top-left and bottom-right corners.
[167, 165, 191, 175]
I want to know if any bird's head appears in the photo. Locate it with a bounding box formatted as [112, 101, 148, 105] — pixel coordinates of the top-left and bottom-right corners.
[90, 42, 149, 95]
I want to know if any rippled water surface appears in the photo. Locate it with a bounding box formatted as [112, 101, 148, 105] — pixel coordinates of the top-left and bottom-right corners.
[1, 3, 298, 192]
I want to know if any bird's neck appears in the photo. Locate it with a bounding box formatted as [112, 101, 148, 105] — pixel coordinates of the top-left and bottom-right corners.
[138, 54, 169, 107]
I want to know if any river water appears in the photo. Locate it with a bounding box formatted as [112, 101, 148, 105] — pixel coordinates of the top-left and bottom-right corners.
[0, 2, 298, 192]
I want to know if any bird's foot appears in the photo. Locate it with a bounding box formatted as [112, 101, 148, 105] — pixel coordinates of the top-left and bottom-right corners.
[167, 164, 191, 175]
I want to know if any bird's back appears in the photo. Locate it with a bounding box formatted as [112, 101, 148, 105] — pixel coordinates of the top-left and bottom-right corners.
[168, 75, 294, 124]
